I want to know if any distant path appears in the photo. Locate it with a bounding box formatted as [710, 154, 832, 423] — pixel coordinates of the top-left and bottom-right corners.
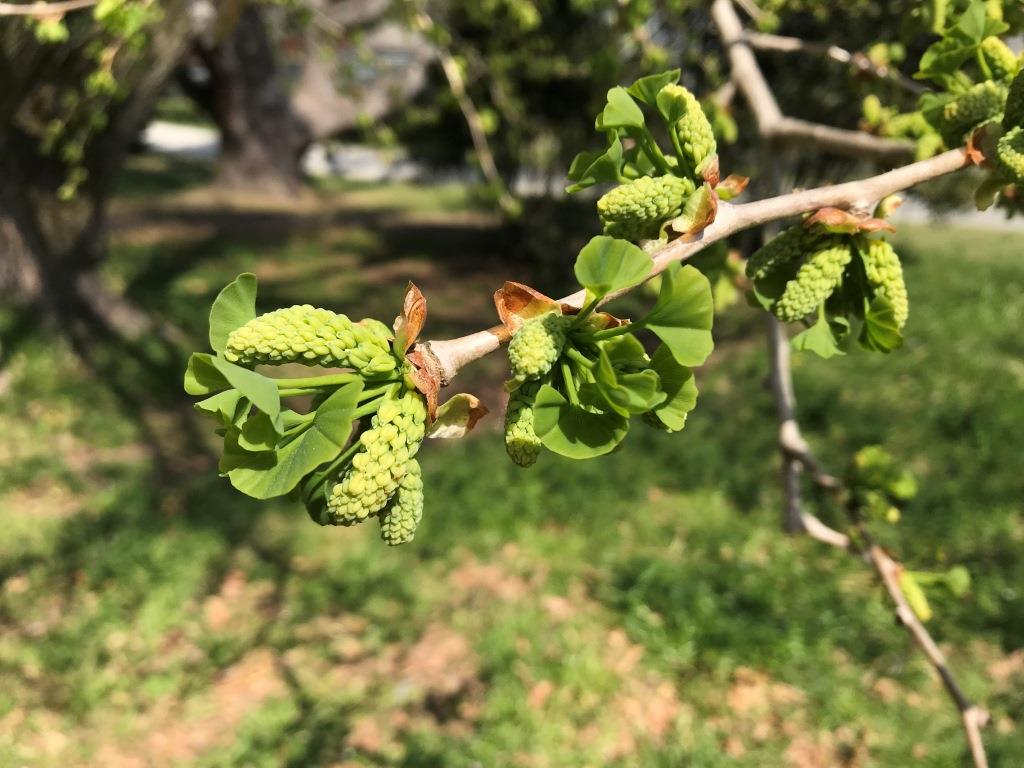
[141, 120, 1024, 229]
[141, 120, 431, 182]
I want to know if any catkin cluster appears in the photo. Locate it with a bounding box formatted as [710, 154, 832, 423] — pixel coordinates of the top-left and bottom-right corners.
[507, 313, 570, 382]
[980, 36, 1019, 84]
[225, 305, 396, 377]
[997, 125, 1024, 183]
[326, 390, 427, 526]
[661, 84, 717, 174]
[937, 81, 1006, 147]
[773, 239, 853, 323]
[379, 459, 424, 545]
[504, 381, 542, 468]
[596, 175, 694, 241]
[745, 226, 807, 284]
[864, 240, 909, 328]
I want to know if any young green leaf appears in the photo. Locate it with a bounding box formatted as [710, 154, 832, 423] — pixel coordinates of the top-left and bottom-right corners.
[590, 346, 664, 417]
[952, 0, 1007, 43]
[917, 36, 978, 83]
[565, 136, 624, 193]
[184, 352, 230, 395]
[574, 236, 653, 298]
[532, 384, 629, 459]
[792, 313, 845, 359]
[594, 369, 665, 417]
[208, 272, 257, 354]
[646, 345, 698, 431]
[195, 389, 247, 427]
[626, 69, 681, 106]
[219, 427, 276, 474]
[899, 571, 933, 622]
[859, 297, 903, 353]
[655, 84, 690, 124]
[600, 334, 648, 370]
[238, 410, 286, 452]
[641, 264, 714, 367]
[228, 381, 362, 499]
[207, 356, 281, 419]
[596, 86, 645, 131]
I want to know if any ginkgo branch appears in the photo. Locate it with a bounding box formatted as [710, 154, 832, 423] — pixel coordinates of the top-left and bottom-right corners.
[419, 146, 971, 384]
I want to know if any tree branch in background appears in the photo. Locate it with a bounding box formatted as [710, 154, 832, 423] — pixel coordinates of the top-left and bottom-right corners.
[410, 9, 519, 218]
[710, 2, 989, 762]
[765, 315, 990, 768]
[710, 0, 914, 162]
[742, 31, 927, 95]
[765, 314, 847, 540]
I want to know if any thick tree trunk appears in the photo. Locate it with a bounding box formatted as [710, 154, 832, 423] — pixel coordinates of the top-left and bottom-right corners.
[184, 4, 307, 196]
[178, 1, 432, 195]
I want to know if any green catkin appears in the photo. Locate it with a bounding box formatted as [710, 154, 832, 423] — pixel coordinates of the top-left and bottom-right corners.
[981, 36, 1019, 84]
[864, 240, 909, 329]
[507, 312, 570, 382]
[1004, 70, 1024, 128]
[936, 81, 1006, 147]
[596, 175, 694, 241]
[379, 459, 424, 545]
[773, 239, 853, 322]
[996, 125, 1024, 183]
[660, 84, 717, 175]
[899, 572, 933, 622]
[504, 381, 542, 467]
[225, 305, 396, 376]
[745, 226, 808, 284]
[325, 390, 427, 526]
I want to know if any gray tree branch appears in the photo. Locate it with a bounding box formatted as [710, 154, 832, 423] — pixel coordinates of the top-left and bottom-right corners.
[716, 1, 989, 760]
[710, 0, 915, 162]
[742, 31, 926, 94]
[764, 306, 989, 767]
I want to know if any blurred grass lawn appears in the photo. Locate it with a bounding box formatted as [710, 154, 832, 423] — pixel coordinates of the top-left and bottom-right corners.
[0, 156, 1022, 766]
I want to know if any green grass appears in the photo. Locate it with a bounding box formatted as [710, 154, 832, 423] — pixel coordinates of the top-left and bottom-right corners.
[0, 166, 1022, 766]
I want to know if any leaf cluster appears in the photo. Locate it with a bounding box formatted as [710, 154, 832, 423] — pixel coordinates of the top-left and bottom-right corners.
[566, 69, 715, 193]
[845, 444, 918, 524]
[912, 0, 1024, 212]
[505, 236, 713, 459]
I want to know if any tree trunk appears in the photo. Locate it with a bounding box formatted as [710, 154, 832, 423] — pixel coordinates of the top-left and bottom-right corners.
[184, 4, 307, 196]
[0, 5, 191, 329]
[178, 1, 433, 194]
